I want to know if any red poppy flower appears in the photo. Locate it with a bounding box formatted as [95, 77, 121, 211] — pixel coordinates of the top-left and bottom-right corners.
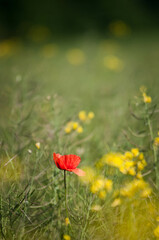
[53, 153, 85, 176]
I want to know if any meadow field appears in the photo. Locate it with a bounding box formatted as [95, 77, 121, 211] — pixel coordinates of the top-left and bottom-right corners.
[0, 27, 159, 240]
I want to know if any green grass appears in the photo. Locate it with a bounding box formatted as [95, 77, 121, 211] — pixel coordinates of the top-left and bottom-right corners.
[0, 30, 159, 239]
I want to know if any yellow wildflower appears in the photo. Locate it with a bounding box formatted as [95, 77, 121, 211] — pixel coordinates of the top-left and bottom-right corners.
[72, 122, 78, 130]
[63, 234, 71, 240]
[104, 179, 113, 192]
[90, 179, 105, 193]
[111, 198, 121, 207]
[76, 126, 83, 133]
[154, 137, 159, 147]
[128, 167, 136, 176]
[137, 162, 144, 171]
[141, 187, 152, 198]
[64, 127, 72, 134]
[65, 218, 70, 226]
[138, 152, 144, 160]
[154, 226, 159, 238]
[131, 148, 139, 157]
[78, 111, 87, 121]
[35, 142, 40, 149]
[99, 190, 107, 199]
[136, 172, 142, 179]
[143, 92, 152, 103]
[88, 112, 95, 119]
[124, 151, 133, 159]
[103, 152, 124, 168]
[119, 166, 127, 174]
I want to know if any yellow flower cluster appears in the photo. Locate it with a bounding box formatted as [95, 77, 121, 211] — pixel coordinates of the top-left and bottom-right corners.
[143, 92, 152, 103]
[90, 177, 113, 200]
[154, 132, 159, 147]
[80, 167, 113, 200]
[78, 111, 95, 122]
[64, 121, 83, 134]
[140, 87, 152, 103]
[120, 179, 151, 198]
[64, 110, 94, 134]
[111, 179, 152, 208]
[98, 148, 147, 178]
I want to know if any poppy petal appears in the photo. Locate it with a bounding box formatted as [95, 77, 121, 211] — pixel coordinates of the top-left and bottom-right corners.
[53, 153, 66, 170]
[61, 154, 81, 169]
[71, 168, 85, 176]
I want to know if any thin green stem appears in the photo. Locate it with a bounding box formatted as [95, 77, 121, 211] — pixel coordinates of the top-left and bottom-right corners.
[146, 104, 158, 187]
[64, 170, 68, 218]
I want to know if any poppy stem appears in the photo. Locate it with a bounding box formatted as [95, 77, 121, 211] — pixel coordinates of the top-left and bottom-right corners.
[64, 170, 68, 218]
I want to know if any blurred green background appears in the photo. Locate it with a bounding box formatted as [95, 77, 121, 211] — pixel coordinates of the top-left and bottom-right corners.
[0, 0, 159, 141]
[0, 0, 159, 37]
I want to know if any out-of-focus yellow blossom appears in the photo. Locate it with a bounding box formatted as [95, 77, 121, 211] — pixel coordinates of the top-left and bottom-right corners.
[138, 152, 144, 160]
[154, 137, 159, 147]
[143, 92, 152, 103]
[91, 205, 102, 211]
[156, 216, 159, 222]
[65, 218, 70, 226]
[141, 188, 152, 198]
[88, 112, 95, 119]
[124, 151, 133, 159]
[64, 127, 72, 134]
[76, 126, 83, 133]
[120, 179, 151, 198]
[100, 149, 147, 177]
[128, 167, 136, 176]
[35, 142, 40, 149]
[103, 55, 124, 72]
[80, 167, 96, 184]
[111, 198, 122, 207]
[64, 121, 81, 134]
[136, 172, 142, 179]
[42, 44, 58, 58]
[109, 20, 131, 37]
[63, 234, 71, 240]
[131, 148, 139, 157]
[104, 179, 113, 192]
[28, 25, 51, 42]
[66, 49, 85, 66]
[72, 122, 79, 130]
[140, 87, 152, 103]
[102, 152, 124, 169]
[154, 226, 159, 238]
[99, 190, 107, 199]
[90, 179, 105, 194]
[0, 38, 21, 57]
[78, 111, 87, 121]
[137, 162, 144, 171]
